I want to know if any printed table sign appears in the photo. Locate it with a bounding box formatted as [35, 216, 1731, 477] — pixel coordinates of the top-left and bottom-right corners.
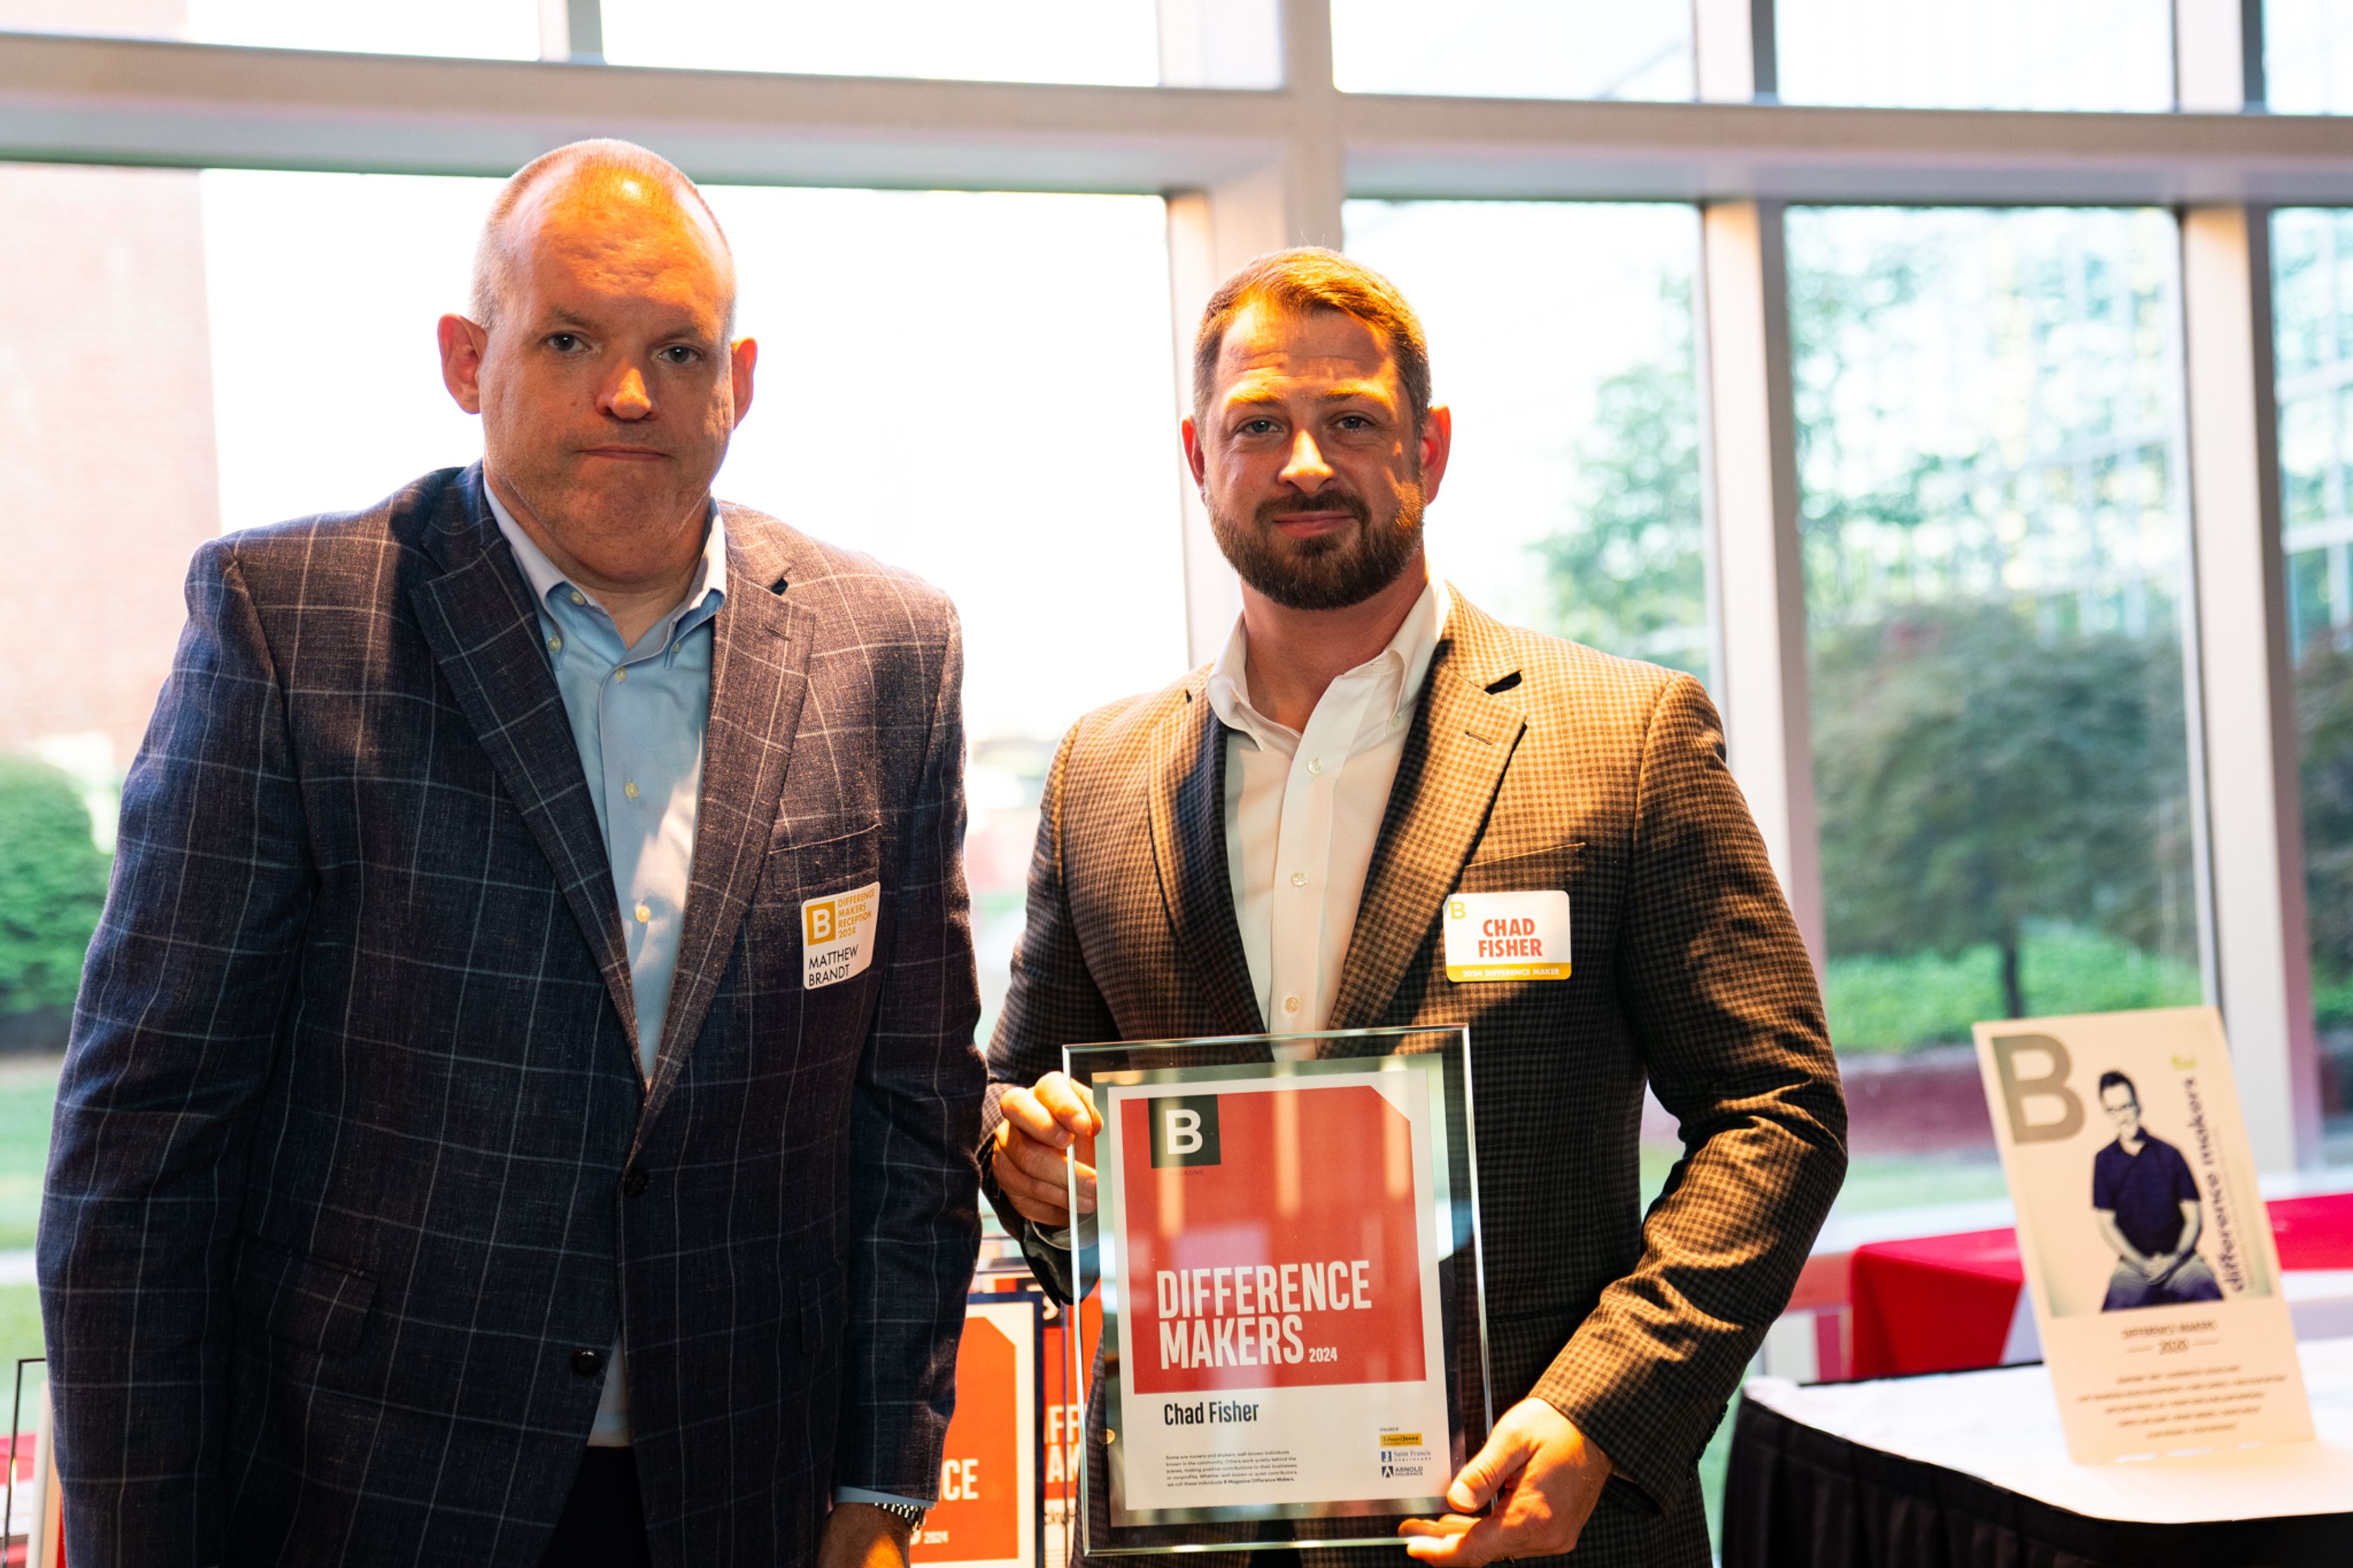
[1065, 1026, 1489, 1556]
[1974, 1006, 2313, 1463]
[911, 1293, 1042, 1568]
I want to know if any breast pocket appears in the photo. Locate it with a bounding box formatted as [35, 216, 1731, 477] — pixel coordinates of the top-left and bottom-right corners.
[1440, 841, 1585, 1016]
[762, 820, 884, 906]
[759, 822, 889, 1009]
[1455, 841, 1583, 898]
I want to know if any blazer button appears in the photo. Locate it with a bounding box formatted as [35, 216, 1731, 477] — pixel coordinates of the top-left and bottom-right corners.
[623, 1168, 650, 1198]
[572, 1347, 603, 1377]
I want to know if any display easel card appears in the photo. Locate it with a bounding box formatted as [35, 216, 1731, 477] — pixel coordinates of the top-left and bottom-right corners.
[911, 1293, 1042, 1568]
[1974, 1006, 2313, 1463]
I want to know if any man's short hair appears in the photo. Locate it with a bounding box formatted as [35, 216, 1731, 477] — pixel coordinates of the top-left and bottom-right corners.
[469, 138, 735, 333]
[2098, 1070, 2138, 1103]
[1191, 247, 1431, 434]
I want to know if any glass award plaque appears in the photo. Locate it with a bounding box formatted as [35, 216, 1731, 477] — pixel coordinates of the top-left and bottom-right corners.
[1064, 1026, 1490, 1556]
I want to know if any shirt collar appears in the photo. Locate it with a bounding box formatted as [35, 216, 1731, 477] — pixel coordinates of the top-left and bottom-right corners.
[485, 479, 729, 652]
[1206, 567, 1452, 744]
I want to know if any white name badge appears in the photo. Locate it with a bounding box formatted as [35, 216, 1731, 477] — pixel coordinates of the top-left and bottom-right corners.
[801, 881, 881, 990]
[1442, 890, 1571, 982]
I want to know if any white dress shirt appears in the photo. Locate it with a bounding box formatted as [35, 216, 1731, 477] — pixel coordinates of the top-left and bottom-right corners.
[1207, 573, 1451, 1034]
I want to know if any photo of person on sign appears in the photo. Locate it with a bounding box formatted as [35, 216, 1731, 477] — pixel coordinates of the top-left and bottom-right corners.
[2093, 1070, 2226, 1311]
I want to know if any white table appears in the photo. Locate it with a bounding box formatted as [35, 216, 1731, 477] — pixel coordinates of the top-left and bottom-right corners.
[1725, 1336, 2353, 1565]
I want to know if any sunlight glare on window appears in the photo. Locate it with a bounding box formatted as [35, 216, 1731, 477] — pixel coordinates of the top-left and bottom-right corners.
[2267, 0, 2353, 114]
[601, 0, 1161, 85]
[1330, 0, 1691, 100]
[1778, 0, 2173, 111]
[186, 0, 539, 58]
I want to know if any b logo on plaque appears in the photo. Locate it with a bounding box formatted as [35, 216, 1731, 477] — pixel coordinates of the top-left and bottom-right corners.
[1148, 1096, 1221, 1168]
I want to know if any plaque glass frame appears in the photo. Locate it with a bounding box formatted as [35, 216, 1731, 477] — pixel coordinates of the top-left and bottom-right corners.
[1064, 1026, 1490, 1556]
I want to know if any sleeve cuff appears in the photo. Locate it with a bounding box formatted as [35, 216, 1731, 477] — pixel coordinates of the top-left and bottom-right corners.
[834, 1486, 933, 1510]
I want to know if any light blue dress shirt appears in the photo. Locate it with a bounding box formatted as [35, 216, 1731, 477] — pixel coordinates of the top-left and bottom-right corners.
[487, 489, 925, 1509]
[488, 488, 726, 1088]
[488, 486, 722, 1451]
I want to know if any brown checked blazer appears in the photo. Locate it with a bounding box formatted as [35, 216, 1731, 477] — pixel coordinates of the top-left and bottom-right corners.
[981, 592, 1846, 1566]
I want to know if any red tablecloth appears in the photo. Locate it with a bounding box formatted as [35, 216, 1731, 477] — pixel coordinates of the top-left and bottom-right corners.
[1845, 1190, 2353, 1380]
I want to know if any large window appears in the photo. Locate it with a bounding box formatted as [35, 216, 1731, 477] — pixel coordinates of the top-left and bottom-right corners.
[5, 167, 1186, 1046]
[2273, 206, 2353, 1158]
[1, 0, 541, 56]
[5, 2, 2350, 1456]
[1775, 0, 2174, 112]
[1789, 207, 2203, 1210]
[601, 0, 1162, 84]
[2267, 0, 2353, 114]
[1330, 1, 1692, 101]
[1341, 200, 1707, 676]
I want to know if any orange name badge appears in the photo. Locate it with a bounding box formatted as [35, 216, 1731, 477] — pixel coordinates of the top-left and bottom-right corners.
[801, 881, 881, 990]
[1442, 890, 1571, 982]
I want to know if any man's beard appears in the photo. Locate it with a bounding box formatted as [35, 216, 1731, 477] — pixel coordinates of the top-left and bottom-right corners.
[1207, 483, 1425, 612]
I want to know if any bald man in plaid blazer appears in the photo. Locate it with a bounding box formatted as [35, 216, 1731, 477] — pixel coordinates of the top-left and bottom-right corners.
[40, 145, 980, 1568]
[983, 251, 1846, 1566]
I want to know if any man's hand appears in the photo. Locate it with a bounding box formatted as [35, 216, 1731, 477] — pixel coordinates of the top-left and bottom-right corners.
[990, 1071, 1102, 1228]
[817, 1502, 915, 1568]
[1398, 1398, 1612, 1566]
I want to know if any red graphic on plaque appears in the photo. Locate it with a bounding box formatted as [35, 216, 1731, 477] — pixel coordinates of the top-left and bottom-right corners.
[1120, 1084, 1426, 1395]
[911, 1314, 1020, 1564]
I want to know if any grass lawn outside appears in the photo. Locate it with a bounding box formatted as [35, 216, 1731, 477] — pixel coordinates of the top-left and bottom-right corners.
[1824, 924, 2199, 1053]
[0, 1055, 60, 1433]
[0, 1287, 41, 1421]
[0, 1055, 59, 1256]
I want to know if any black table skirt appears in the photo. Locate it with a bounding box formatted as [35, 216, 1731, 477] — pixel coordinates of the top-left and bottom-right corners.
[1720, 1391, 2353, 1567]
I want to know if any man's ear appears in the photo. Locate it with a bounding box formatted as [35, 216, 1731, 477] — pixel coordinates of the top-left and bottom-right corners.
[729, 336, 759, 427]
[1417, 403, 1454, 504]
[438, 314, 488, 415]
[1180, 414, 1208, 489]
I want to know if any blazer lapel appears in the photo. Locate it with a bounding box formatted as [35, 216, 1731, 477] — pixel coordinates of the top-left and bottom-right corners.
[1326, 596, 1529, 1032]
[1146, 681, 1265, 1037]
[636, 510, 811, 1137]
[410, 467, 639, 1051]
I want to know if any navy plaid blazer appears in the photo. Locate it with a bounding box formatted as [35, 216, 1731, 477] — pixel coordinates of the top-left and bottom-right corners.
[39, 466, 984, 1567]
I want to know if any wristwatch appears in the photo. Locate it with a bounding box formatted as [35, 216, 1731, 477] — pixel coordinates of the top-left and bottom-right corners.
[871, 1500, 926, 1536]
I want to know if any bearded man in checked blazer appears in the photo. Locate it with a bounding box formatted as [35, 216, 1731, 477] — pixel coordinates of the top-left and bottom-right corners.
[40, 141, 980, 1568]
[984, 250, 1847, 1567]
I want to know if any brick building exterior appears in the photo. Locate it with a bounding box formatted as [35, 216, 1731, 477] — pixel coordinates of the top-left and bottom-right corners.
[1, 3, 213, 776]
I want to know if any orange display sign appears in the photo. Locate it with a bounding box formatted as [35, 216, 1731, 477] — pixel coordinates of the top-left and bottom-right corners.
[1118, 1086, 1426, 1395]
[1039, 1292, 1098, 1568]
[912, 1297, 1038, 1568]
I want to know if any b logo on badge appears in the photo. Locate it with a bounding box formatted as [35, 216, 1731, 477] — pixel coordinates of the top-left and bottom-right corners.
[1148, 1096, 1222, 1168]
[805, 900, 836, 944]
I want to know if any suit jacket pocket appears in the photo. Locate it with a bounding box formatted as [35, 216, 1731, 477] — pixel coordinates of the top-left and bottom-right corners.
[761, 820, 883, 906]
[1455, 841, 1583, 896]
[234, 1233, 377, 1358]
